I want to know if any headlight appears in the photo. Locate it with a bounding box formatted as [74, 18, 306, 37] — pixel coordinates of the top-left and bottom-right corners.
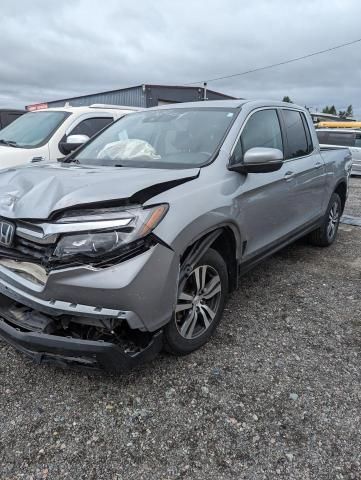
[53, 204, 168, 259]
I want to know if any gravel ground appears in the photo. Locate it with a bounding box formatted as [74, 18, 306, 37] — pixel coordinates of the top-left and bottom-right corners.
[1, 179, 360, 480]
[344, 176, 361, 217]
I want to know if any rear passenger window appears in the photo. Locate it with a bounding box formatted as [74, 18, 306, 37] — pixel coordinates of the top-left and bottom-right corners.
[282, 110, 310, 158]
[233, 109, 283, 163]
[69, 117, 113, 138]
[355, 134, 361, 148]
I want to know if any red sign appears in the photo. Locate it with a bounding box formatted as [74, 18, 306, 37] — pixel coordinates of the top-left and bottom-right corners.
[26, 103, 48, 111]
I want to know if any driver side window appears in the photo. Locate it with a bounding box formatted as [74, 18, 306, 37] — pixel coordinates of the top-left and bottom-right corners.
[233, 109, 283, 163]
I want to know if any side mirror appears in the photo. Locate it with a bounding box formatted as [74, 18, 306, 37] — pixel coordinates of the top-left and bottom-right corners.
[59, 134, 90, 155]
[229, 147, 284, 174]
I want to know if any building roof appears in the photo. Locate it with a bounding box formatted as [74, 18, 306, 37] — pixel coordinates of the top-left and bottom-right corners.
[310, 112, 356, 122]
[42, 83, 237, 106]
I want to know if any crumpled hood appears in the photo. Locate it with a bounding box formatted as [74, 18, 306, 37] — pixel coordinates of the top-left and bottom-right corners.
[0, 163, 199, 219]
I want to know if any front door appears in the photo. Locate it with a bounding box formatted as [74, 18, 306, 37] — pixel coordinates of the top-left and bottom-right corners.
[230, 108, 297, 259]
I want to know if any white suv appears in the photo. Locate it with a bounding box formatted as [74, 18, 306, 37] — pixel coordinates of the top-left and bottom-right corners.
[316, 128, 361, 176]
[0, 104, 141, 169]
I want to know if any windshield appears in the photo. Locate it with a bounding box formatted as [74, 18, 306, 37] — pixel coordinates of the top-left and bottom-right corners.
[74, 107, 236, 168]
[0, 111, 70, 148]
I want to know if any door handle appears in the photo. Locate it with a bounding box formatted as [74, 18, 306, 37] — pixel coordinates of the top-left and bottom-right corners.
[284, 171, 295, 181]
[315, 161, 323, 169]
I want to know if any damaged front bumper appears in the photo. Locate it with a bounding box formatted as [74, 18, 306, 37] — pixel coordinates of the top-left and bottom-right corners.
[0, 295, 163, 372]
[0, 243, 179, 332]
[0, 242, 179, 371]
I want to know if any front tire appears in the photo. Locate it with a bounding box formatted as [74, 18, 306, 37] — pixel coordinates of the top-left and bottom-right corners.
[308, 193, 341, 247]
[164, 248, 228, 355]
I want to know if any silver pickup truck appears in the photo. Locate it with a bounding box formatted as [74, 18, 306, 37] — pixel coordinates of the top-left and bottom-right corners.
[0, 100, 352, 372]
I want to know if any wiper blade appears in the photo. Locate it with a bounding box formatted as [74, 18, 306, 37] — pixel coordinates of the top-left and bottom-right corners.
[59, 156, 79, 164]
[0, 139, 19, 147]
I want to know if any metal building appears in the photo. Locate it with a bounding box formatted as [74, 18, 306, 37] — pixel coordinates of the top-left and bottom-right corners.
[26, 84, 236, 110]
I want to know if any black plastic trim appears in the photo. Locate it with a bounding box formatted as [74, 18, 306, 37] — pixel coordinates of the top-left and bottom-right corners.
[0, 317, 163, 372]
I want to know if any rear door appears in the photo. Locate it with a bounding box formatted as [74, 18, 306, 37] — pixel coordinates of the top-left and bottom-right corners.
[280, 109, 326, 225]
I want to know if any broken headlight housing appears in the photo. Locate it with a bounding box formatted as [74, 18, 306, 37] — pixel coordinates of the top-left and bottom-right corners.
[53, 204, 168, 259]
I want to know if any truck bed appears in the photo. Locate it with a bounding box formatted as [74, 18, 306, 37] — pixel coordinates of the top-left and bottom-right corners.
[319, 146, 356, 175]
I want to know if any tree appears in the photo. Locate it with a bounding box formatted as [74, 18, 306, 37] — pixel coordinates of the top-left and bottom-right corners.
[282, 96, 293, 103]
[338, 105, 353, 119]
[322, 104, 353, 117]
[322, 105, 337, 115]
[346, 104, 353, 117]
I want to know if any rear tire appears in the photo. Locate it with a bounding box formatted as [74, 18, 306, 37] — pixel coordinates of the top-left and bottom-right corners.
[308, 193, 341, 247]
[164, 248, 228, 355]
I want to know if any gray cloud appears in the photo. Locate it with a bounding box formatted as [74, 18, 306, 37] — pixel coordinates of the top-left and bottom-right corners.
[1, 0, 361, 116]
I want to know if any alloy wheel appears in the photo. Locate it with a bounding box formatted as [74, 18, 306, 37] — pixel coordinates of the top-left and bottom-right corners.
[327, 201, 340, 240]
[175, 264, 222, 340]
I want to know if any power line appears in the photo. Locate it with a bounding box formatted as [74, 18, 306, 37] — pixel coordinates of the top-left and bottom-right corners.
[185, 37, 361, 85]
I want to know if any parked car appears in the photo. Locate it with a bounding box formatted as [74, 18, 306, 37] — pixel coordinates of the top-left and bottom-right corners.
[0, 109, 25, 130]
[0, 100, 351, 372]
[316, 128, 361, 176]
[0, 104, 141, 169]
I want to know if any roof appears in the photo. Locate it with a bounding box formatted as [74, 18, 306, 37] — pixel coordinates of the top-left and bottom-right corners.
[40, 83, 236, 106]
[147, 99, 245, 110]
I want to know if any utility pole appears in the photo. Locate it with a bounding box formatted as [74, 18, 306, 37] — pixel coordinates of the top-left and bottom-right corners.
[203, 82, 208, 101]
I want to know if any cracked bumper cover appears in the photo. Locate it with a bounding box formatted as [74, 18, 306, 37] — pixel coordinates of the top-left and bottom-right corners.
[0, 316, 163, 371]
[0, 243, 179, 332]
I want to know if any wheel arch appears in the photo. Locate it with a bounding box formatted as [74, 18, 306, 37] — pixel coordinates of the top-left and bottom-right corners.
[334, 180, 347, 213]
[180, 225, 241, 293]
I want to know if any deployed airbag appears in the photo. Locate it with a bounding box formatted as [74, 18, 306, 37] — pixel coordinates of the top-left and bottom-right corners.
[97, 139, 161, 162]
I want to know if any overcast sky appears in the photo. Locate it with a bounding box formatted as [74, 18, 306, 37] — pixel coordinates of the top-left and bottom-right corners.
[1, 0, 361, 116]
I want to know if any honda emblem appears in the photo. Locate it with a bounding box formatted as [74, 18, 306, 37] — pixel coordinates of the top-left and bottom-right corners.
[0, 220, 15, 247]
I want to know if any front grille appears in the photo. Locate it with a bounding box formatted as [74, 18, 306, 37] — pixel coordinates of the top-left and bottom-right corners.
[15, 236, 53, 261]
[0, 235, 53, 265]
